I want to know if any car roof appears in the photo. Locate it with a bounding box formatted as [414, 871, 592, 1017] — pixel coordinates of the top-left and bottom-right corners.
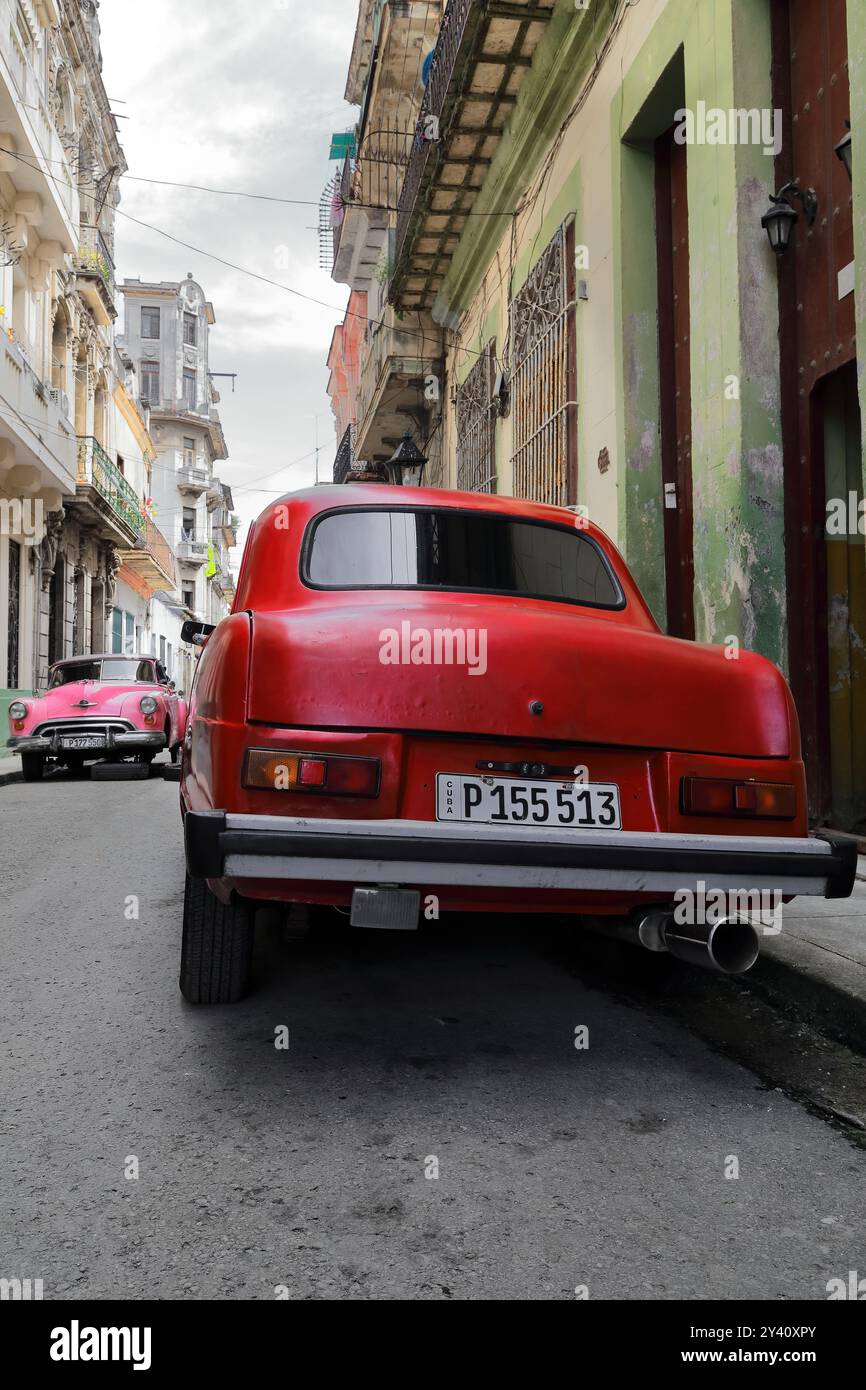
[258, 483, 592, 528]
[50, 654, 158, 665]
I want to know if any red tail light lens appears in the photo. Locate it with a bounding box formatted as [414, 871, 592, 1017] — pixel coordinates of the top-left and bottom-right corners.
[243, 749, 380, 797]
[682, 776, 797, 820]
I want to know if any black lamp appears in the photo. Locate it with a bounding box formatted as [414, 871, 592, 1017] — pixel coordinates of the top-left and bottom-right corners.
[387, 431, 427, 486]
[761, 182, 817, 257]
[835, 120, 852, 180]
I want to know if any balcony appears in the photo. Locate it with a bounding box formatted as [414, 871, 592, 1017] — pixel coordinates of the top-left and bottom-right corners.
[333, 1, 443, 290]
[332, 125, 412, 290]
[176, 461, 210, 495]
[216, 514, 239, 547]
[0, 333, 76, 492]
[206, 476, 225, 511]
[334, 423, 354, 483]
[389, 0, 555, 311]
[73, 436, 146, 544]
[74, 225, 116, 326]
[176, 532, 209, 567]
[0, 10, 79, 247]
[116, 517, 177, 593]
[354, 306, 443, 461]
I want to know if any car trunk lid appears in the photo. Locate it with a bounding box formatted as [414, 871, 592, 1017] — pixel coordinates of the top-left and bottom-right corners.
[247, 597, 792, 758]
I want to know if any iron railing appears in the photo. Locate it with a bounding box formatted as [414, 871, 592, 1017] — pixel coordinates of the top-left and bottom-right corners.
[508, 226, 573, 506]
[333, 122, 415, 262]
[456, 341, 497, 493]
[77, 436, 146, 536]
[392, 0, 475, 281]
[334, 423, 354, 483]
[74, 225, 115, 301]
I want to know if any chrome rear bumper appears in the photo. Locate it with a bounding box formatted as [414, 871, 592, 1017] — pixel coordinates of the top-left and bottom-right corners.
[184, 812, 857, 899]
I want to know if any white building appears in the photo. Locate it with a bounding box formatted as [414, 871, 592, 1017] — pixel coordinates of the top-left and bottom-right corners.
[119, 274, 235, 629]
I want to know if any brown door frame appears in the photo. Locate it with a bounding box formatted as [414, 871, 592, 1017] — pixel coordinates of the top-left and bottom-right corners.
[770, 0, 843, 819]
[655, 126, 696, 639]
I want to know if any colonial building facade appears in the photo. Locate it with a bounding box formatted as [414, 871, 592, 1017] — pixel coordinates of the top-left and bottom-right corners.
[325, 0, 866, 832]
[119, 274, 235, 646]
[325, 0, 445, 484]
[0, 4, 236, 752]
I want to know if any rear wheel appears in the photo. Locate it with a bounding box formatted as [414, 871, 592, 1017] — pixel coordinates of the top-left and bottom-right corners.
[180, 872, 254, 1004]
[20, 752, 44, 782]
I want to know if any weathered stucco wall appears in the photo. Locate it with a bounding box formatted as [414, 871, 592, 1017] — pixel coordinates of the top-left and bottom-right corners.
[613, 0, 786, 660]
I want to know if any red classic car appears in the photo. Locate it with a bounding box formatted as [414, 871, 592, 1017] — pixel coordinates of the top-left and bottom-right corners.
[178, 485, 855, 1003]
[8, 654, 187, 780]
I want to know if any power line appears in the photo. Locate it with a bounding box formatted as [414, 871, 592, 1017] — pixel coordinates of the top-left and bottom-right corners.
[0, 143, 491, 366]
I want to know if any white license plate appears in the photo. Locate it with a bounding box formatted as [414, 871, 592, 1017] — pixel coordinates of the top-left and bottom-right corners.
[436, 773, 622, 828]
[61, 736, 104, 749]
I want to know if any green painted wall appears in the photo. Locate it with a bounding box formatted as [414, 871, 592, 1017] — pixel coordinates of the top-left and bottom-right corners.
[432, 0, 617, 326]
[613, 0, 786, 664]
[0, 689, 34, 758]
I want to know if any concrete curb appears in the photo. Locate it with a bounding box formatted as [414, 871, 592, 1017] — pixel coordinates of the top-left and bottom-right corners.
[745, 930, 866, 1054]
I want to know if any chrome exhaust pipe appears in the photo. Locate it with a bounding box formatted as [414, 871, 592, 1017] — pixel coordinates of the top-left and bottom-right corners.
[586, 910, 760, 975]
[662, 915, 760, 975]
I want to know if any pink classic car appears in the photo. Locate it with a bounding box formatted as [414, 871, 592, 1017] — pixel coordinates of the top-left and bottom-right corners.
[6, 653, 187, 781]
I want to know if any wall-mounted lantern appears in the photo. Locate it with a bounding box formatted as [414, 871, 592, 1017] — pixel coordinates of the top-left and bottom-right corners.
[387, 431, 427, 486]
[835, 120, 852, 181]
[761, 181, 818, 256]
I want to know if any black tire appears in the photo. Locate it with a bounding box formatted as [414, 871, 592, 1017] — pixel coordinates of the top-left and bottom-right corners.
[180, 872, 254, 1004]
[20, 752, 44, 782]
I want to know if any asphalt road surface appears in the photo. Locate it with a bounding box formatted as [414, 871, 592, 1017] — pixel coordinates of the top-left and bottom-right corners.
[1, 766, 864, 1301]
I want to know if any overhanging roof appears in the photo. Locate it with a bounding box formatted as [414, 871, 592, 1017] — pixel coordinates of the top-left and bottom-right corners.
[389, 0, 555, 311]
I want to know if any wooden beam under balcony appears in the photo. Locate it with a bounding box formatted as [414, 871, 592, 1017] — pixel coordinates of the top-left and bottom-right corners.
[389, 0, 556, 312]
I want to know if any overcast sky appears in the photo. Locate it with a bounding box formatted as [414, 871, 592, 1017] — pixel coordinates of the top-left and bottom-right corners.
[98, 0, 358, 559]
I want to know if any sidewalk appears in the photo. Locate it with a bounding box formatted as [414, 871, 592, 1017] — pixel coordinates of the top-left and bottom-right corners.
[748, 864, 866, 1050]
[0, 753, 21, 786]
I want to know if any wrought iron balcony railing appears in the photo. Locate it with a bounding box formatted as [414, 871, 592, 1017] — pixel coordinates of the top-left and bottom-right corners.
[74, 225, 115, 300]
[334, 423, 354, 483]
[77, 436, 146, 537]
[393, 0, 474, 277]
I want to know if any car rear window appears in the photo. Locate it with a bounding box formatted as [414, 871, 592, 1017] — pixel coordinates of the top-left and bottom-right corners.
[304, 508, 624, 609]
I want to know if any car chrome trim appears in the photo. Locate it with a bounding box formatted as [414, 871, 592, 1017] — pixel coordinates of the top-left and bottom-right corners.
[184, 813, 857, 899]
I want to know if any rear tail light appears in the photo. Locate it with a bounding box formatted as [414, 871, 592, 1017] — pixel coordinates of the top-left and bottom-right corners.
[243, 748, 380, 797]
[682, 776, 797, 820]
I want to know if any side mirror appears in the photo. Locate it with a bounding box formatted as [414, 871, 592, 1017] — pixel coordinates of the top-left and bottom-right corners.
[181, 619, 215, 647]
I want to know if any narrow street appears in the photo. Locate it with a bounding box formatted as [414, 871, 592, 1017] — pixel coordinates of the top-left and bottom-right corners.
[2, 768, 864, 1302]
